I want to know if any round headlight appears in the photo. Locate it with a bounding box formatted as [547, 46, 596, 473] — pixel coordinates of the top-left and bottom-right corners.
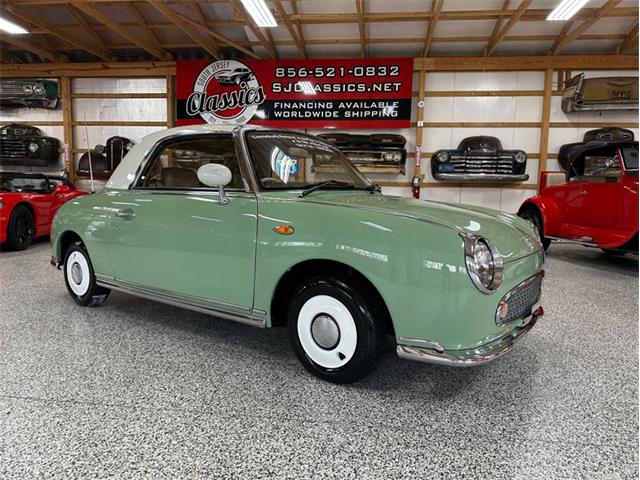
[437, 151, 450, 163]
[28, 142, 39, 153]
[34, 85, 45, 96]
[461, 234, 503, 294]
[514, 151, 527, 164]
[383, 152, 393, 161]
[23, 85, 33, 95]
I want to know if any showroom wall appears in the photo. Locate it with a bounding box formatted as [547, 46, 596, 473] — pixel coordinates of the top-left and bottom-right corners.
[1, 66, 637, 214]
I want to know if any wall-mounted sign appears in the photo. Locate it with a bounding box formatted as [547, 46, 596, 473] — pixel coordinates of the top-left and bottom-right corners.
[176, 58, 414, 129]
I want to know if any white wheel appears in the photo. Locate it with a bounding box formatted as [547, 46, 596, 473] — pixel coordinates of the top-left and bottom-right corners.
[296, 295, 358, 369]
[65, 250, 90, 296]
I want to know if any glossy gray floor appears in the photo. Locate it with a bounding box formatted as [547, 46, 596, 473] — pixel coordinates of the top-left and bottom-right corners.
[0, 240, 638, 479]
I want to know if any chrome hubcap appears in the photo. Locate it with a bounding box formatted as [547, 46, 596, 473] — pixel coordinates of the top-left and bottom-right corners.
[71, 262, 83, 285]
[310, 314, 340, 350]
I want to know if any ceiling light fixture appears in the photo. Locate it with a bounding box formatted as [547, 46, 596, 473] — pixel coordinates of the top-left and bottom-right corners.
[547, 0, 589, 21]
[239, 0, 278, 27]
[0, 15, 28, 34]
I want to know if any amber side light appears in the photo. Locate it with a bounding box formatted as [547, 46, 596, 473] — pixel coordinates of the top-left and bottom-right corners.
[274, 225, 295, 235]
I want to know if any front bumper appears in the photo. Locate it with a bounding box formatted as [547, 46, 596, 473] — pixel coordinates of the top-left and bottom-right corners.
[433, 173, 529, 183]
[397, 306, 543, 367]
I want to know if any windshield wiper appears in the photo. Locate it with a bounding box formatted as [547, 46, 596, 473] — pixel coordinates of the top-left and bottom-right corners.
[299, 180, 353, 198]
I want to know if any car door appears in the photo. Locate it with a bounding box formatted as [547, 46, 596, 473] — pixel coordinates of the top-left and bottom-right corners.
[105, 133, 258, 312]
[564, 146, 623, 242]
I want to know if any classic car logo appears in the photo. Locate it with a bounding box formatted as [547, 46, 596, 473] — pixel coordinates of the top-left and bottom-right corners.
[612, 90, 631, 99]
[185, 60, 266, 124]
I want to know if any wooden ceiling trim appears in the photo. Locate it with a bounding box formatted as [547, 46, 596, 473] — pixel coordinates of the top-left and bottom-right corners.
[0, 32, 69, 62]
[149, 1, 220, 59]
[615, 22, 639, 54]
[65, 5, 111, 53]
[355, 0, 366, 58]
[289, 0, 307, 58]
[129, 3, 162, 46]
[485, 0, 533, 56]
[272, 0, 305, 58]
[70, 0, 173, 60]
[485, 0, 510, 56]
[189, 3, 221, 57]
[552, 0, 623, 55]
[422, 0, 444, 57]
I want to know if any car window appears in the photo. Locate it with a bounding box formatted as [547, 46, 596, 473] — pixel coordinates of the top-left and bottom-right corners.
[136, 135, 244, 190]
[0, 175, 50, 193]
[582, 149, 621, 179]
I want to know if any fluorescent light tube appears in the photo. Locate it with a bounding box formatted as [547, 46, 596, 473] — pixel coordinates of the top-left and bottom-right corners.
[0, 16, 28, 34]
[240, 0, 278, 27]
[547, 0, 589, 21]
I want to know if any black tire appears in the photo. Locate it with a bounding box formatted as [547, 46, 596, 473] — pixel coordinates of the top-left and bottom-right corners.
[287, 276, 386, 384]
[5, 205, 35, 251]
[63, 241, 110, 307]
[601, 248, 625, 256]
[519, 209, 551, 251]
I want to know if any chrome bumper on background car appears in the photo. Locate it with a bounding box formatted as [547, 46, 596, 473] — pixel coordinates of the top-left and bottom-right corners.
[434, 173, 530, 182]
[397, 306, 544, 367]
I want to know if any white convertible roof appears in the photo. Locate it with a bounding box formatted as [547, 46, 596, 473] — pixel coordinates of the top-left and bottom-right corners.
[105, 124, 237, 190]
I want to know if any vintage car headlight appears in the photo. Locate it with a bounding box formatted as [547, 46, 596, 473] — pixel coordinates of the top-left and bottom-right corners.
[384, 152, 401, 161]
[33, 85, 45, 96]
[28, 142, 39, 153]
[437, 151, 450, 163]
[460, 233, 503, 294]
[22, 85, 33, 95]
[514, 151, 527, 163]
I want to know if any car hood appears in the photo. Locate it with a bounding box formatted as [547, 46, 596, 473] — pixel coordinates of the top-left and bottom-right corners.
[303, 192, 541, 263]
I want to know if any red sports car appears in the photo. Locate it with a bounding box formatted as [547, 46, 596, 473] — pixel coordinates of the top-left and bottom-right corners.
[0, 171, 86, 251]
[518, 130, 638, 255]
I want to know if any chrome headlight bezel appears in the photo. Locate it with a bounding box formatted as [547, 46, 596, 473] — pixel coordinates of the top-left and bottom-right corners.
[460, 232, 504, 294]
[33, 85, 45, 96]
[436, 151, 450, 163]
[28, 142, 39, 153]
[514, 151, 527, 164]
[22, 85, 33, 95]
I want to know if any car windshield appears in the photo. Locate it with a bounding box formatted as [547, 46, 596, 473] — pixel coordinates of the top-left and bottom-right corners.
[621, 145, 638, 171]
[0, 174, 50, 193]
[245, 131, 372, 191]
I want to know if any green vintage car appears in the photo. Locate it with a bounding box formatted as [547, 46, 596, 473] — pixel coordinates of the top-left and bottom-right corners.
[51, 125, 545, 383]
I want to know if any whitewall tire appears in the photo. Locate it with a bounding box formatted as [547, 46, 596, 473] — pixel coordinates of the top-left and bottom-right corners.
[287, 276, 386, 384]
[63, 241, 110, 307]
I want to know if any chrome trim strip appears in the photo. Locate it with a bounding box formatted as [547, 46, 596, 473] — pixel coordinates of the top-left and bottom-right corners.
[95, 275, 266, 328]
[434, 173, 530, 182]
[397, 306, 543, 367]
[495, 269, 544, 325]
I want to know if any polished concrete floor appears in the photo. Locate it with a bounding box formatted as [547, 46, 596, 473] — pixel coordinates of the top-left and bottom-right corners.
[0, 240, 638, 479]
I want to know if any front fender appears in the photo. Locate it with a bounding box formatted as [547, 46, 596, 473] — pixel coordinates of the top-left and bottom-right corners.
[519, 196, 560, 237]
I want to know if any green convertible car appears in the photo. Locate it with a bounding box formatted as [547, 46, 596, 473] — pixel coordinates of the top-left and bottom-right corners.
[51, 125, 545, 383]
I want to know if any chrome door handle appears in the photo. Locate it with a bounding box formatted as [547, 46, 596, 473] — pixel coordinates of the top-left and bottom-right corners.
[115, 209, 135, 220]
[579, 190, 588, 196]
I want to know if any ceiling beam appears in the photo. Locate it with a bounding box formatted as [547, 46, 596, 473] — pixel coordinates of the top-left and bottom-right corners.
[422, 0, 444, 57]
[65, 5, 111, 53]
[190, 2, 221, 57]
[4, 5, 112, 61]
[550, 20, 574, 54]
[615, 22, 638, 54]
[355, 0, 366, 57]
[485, 0, 510, 56]
[485, 0, 532, 56]
[552, 0, 622, 55]
[155, 5, 260, 59]
[129, 3, 161, 46]
[70, 0, 173, 60]
[272, 0, 305, 58]
[0, 32, 68, 62]
[289, 0, 307, 57]
[230, 0, 276, 58]
[149, 1, 220, 59]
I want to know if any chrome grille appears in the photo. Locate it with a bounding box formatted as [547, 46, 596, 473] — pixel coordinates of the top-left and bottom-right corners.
[0, 139, 27, 158]
[347, 151, 385, 163]
[0, 84, 27, 95]
[449, 155, 515, 174]
[496, 272, 543, 325]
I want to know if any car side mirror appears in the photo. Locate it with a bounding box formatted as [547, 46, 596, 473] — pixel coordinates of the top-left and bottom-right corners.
[54, 184, 71, 195]
[197, 163, 232, 205]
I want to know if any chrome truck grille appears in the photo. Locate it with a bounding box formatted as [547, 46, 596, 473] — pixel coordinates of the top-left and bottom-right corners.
[0, 84, 27, 96]
[496, 271, 544, 325]
[0, 139, 27, 158]
[449, 155, 515, 174]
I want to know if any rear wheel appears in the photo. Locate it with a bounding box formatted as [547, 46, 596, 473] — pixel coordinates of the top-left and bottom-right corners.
[64, 241, 110, 307]
[287, 276, 386, 384]
[5, 205, 34, 251]
[519, 209, 551, 251]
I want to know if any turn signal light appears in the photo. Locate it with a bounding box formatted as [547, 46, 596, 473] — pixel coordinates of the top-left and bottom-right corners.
[274, 225, 295, 235]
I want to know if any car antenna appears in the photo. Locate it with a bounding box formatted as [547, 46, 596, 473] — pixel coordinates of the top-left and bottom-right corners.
[83, 112, 95, 193]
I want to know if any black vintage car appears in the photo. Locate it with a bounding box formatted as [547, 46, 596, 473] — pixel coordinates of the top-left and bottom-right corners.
[0, 123, 60, 166]
[431, 136, 528, 182]
[0, 79, 58, 109]
[317, 133, 406, 174]
[77, 136, 134, 179]
[582, 127, 634, 142]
